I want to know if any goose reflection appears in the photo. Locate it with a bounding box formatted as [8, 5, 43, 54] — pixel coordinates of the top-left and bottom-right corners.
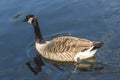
[26, 55, 45, 75]
[26, 55, 105, 75]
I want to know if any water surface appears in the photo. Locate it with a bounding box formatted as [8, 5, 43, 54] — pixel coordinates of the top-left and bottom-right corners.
[1, 0, 120, 80]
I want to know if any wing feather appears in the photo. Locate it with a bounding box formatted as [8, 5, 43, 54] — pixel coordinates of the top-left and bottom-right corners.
[44, 36, 93, 54]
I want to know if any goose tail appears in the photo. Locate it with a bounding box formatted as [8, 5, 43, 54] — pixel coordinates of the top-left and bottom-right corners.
[93, 41, 104, 49]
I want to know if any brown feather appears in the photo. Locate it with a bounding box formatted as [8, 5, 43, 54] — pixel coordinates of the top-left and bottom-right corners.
[45, 36, 92, 53]
[37, 36, 94, 62]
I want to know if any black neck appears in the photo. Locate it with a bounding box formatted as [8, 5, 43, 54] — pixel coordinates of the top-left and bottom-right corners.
[32, 19, 45, 44]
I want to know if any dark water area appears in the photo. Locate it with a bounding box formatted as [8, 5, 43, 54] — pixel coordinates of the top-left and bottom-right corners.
[1, 0, 120, 80]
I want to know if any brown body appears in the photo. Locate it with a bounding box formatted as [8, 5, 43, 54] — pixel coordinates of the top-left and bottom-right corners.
[35, 36, 102, 62]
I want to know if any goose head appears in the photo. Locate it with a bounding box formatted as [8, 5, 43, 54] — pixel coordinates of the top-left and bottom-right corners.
[23, 14, 37, 24]
[23, 14, 45, 43]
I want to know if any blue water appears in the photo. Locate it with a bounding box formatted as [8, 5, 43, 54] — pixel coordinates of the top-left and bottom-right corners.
[1, 0, 120, 80]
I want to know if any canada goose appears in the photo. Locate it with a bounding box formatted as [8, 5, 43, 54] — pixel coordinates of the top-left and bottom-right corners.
[23, 14, 103, 63]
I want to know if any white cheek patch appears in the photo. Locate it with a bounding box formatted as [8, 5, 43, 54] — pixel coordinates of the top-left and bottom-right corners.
[28, 18, 33, 24]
